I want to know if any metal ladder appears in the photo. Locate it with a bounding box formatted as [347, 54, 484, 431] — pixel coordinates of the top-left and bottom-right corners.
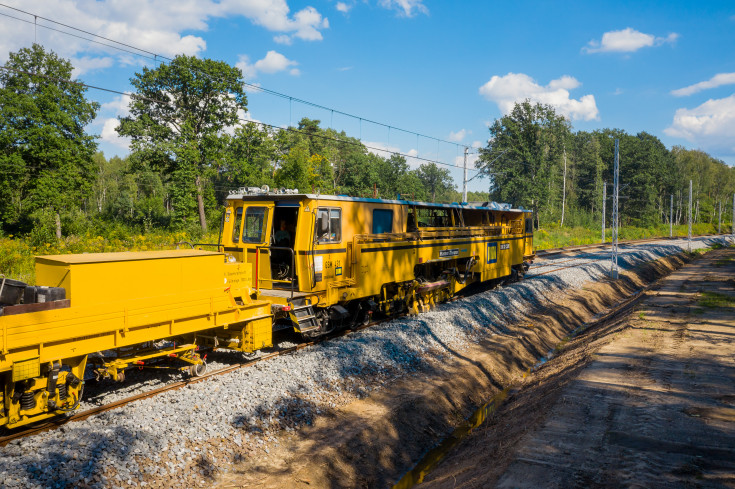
[288, 300, 320, 333]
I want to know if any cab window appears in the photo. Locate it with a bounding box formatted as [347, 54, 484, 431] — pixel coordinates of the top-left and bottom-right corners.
[316, 207, 341, 243]
[242, 207, 268, 243]
[231, 207, 243, 243]
[416, 207, 450, 227]
[372, 209, 393, 234]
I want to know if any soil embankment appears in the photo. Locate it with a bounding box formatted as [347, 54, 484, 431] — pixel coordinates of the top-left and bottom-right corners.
[421, 247, 735, 488]
[219, 253, 693, 488]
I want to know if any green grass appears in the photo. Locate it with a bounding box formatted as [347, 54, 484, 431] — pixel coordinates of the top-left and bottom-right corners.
[534, 223, 720, 251]
[698, 291, 735, 309]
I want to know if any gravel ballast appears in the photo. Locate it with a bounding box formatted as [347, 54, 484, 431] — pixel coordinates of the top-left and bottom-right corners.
[1, 236, 730, 488]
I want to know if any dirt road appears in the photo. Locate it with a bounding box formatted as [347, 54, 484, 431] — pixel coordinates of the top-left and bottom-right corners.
[421, 248, 735, 489]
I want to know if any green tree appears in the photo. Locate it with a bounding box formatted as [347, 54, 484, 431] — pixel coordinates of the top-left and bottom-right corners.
[0, 44, 99, 238]
[478, 100, 571, 227]
[416, 162, 455, 202]
[117, 55, 247, 231]
[220, 122, 277, 197]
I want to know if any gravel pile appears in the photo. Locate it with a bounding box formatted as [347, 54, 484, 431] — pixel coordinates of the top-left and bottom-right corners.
[1, 236, 729, 488]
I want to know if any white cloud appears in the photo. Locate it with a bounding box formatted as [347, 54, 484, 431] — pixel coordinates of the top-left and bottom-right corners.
[273, 35, 293, 45]
[101, 94, 132, 117]
[453, 152, 479, 169]
[378, 0, 428, 17]
[100, 118, 131, 149]
[70, 56, 114, 77]
[471, 140, 483, 149]
[583, 28, 678, 54]
[0, 0, 327, 71]
[664, 94, 735, 154]
[92, 94, 133, 150]
[364, 141, 422, 167]
[336, 2, 351, 13]
[479, 73, 599, 121]
[236, 51, 299, 80]
[449, 129, 468, 142]
[671, 73, 735, 97]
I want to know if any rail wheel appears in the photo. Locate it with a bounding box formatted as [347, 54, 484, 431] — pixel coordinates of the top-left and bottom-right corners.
[188, 361, 207, 377]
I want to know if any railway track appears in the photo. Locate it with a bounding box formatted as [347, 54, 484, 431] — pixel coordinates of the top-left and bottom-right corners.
[0, 311, 408, 446]
[1, 233, 727, 446]
[534, 233, 724, 259]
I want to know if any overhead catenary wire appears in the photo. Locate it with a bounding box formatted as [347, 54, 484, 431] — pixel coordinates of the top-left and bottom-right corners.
[0, 3, 473, 154]
[0, 11, 162, 62]
[0, 65, 485, 174]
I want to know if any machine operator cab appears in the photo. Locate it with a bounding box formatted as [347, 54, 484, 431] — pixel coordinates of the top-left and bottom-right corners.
[224, 186, 302, 291]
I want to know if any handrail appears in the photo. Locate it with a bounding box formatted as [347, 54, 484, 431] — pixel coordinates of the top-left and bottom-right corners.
[255, 246, 296, 300]
[192, 242, 225, 251]
[0, 274, 5, 354]
[175, 241, 225, 251]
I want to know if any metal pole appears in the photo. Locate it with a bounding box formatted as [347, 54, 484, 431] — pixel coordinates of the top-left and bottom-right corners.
[561, 147, 567, 227]
[688, 180, 692, 252]
[611, 139, 619, 279]
[670, 194, 673, 238]
[601, 182, 606, 243]
[718, 201, 721, 234]
[462, 147, 468, 203]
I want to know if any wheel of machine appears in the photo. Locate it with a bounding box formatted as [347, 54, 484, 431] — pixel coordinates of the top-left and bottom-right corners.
[189, 362, 207, 377]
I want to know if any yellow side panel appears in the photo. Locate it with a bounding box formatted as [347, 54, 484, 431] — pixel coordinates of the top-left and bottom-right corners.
[243, 317, 272, 352]
[224, 261, 253, 297]
[35, 250, 223, 306]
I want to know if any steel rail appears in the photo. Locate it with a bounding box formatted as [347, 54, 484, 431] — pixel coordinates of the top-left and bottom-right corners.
[0, 312, 398, 446]
[533, 233, 721, 259]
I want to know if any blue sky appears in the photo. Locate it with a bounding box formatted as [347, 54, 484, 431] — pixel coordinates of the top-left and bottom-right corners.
[1, 0, 734, 192]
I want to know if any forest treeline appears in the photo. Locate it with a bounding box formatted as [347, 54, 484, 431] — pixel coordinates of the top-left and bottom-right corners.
[481, 101, 735, 230]
[1, 45, 734, 245]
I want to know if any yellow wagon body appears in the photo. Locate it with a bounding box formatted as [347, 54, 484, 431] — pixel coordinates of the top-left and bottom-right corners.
[0, 250, 270, 429]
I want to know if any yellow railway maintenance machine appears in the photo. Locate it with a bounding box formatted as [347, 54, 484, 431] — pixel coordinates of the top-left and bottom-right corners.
[224, 187, 535, 338]
[0, 250, 271, 429]
[0, 188, 533, 429]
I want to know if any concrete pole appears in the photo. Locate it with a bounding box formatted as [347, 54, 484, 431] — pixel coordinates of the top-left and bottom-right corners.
[462, 147, 468, 203]
[688, 180, 693, 252]
[602, 182, 606, 243]
[670, 194, 673, 238]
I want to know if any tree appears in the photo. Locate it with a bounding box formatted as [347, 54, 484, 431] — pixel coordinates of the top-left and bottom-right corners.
[0, 44, 99, 238]
[117, 55, 247, 231]
[218, 122, 277, 201]
[478, 100, 570, 228]
[416, 162, 455, 202]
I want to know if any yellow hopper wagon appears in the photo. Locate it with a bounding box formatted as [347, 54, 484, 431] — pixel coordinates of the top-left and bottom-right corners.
[0, 250, 271, 429]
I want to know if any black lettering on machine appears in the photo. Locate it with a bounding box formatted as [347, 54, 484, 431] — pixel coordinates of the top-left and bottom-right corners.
[439, 248, 459, 258]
